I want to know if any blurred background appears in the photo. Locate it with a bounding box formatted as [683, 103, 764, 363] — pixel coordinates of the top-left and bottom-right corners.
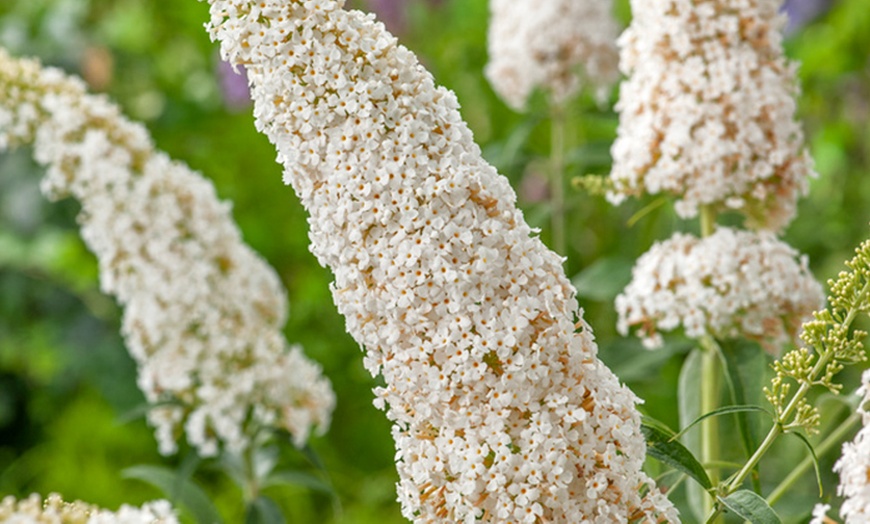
[0, 0, 867, 522]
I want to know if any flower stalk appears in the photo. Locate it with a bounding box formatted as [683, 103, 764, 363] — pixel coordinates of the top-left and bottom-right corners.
[698, 205, 719, 520]
[550, 104, 566, 254]
[700, 336, 721, 521]
[767, 410, 862, 506]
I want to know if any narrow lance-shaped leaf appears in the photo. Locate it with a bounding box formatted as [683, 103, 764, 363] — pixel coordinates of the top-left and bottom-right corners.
[245, 496, 286, 524]
[788, 431, 824, 497]
[718, 490, 782, 524]
[671, 405, 773, 442]
[122, 465, 224, 524]
[641, 423, 712, 490]
[679, 347, 707, 521]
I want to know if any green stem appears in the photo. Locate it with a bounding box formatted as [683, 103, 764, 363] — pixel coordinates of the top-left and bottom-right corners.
[700, 205, 717, 237]
[550, 104, 566, 255]
[700, 336, 721, 521]
[705, 506, 724, 524]
[698, 207, 720, 521]
[724, 371, 821, 495]
[243, 445, 260, 503]
[726, 423, 784, 496]
[767, 410, 862, 506]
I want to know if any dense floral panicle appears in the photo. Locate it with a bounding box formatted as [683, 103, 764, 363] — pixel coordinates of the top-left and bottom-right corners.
[205, 1, 677, 521]
[833, 370, 870, 523]
[617, 227, 824, 350]
[608, 0, 816, 231]
[484, 0, 619, 110]
[0, 49, 334, 456]
[0, 493, 178, 524]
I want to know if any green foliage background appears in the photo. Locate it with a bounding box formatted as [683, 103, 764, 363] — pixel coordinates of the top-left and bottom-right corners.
[0, 0, 868, 522]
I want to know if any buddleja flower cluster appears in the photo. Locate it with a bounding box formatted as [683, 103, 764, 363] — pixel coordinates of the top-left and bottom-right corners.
[0, 49, 335, 456]
[612, 0, 822, 353]
[484, 0, 619, 110]
[0, 493, 177, 524]
[204, 0, 677, 521]
[609, 0, 816, 231]
[616, 227, 824, 350]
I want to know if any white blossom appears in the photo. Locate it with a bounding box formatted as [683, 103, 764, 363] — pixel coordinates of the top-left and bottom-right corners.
[0, 48, 335, 456]
[833, 370, 870, 523]
[616, 227, 824, 351]
[809, 503, 832, 524]
[204, 1, 678, 521]
[609, 0, 816, 231]
[484, 0, 619, 110]
[0, 493, 178, 524]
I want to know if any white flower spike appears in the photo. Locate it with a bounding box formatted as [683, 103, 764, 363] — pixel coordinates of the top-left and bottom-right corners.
[203, 0, 679, 521]
[0, 48, 335, 457]
[609, 0, 816, 231]
[485, 0, 619, 110]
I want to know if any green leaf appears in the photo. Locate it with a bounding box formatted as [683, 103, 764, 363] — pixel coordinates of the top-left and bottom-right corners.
[122, 465, 223, 524]
[788, 431, 824, 497]
[481, 115, 540, 172]
[641, 415, 677, 438]
[641, 423, 712, 490]
[499, 116, 540, 169]
[720, 340, 769, 446]
[245, 496, 286, 524]
[300, 444, 327, 472]
[219, 450, 248, 491]
[571, 256, 633, 301]
[718, 490, 782, 524]
[627, 196, 668, 227]
[253, 445, 280, 483]
[263, 470, 333, 493]
[601, 338, 691, 383]
[720, 338, 770, 494]
[671, 405, 773, 442]
[565, 141, 614, 168]
[679, 348, 706, 521]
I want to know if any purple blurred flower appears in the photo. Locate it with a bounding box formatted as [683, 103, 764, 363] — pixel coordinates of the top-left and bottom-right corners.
[364, 0, 445, 36]
[217, 58, 251, 111]
[366, 0, 407, 35]
[781, 0, 832, 34]
[519, 169, 550, 204]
